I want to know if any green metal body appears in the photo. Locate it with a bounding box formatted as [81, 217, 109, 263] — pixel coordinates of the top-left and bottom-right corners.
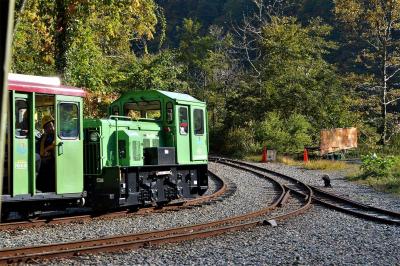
[83, 90, 209, 208]
[85, 90, 208, 171]
[8, 93, 84, 197]
[84, 119, 164, 170]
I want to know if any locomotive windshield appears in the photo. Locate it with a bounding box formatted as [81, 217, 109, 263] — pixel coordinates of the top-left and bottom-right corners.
[124, 101, 161, 120]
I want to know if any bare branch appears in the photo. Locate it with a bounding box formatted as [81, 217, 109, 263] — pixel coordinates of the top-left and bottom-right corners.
[385, 67, 400, 81]
[385, 96, 400, 105]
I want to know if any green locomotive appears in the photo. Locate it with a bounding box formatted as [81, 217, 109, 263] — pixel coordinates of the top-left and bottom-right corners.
[1, 74, 208, 217]
[84, 90, 208, 209]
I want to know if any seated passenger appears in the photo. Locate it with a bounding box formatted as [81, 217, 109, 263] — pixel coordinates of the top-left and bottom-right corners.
[36, 115, 55, 192]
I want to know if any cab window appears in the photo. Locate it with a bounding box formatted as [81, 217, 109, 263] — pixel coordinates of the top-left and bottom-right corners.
[166, 102, 173, 123]
[124, 101, 161, 120]
[179, 107, 188, 135]
[194, 109, 204, 135]
[59, 103, 79, 139]
[15, 99, 29, 138]
[112, 105, 119, 115]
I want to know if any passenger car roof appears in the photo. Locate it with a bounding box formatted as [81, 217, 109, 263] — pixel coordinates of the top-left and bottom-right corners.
[7, 73, 85, 97]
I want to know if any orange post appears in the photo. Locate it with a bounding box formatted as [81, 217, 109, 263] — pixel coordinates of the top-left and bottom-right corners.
[261, 146, 267, 163]
[303, 148, 309, 163]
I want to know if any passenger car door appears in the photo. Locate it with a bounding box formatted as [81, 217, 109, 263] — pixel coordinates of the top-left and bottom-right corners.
[11, 92, 33, 195]
[55, 95, 83, 194]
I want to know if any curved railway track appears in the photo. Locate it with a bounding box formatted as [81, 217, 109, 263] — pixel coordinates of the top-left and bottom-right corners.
[218, 157, 400, 225]
[211, 159, 313, 222]
[0, 163, 313, 263]
[0, 171, 230, 231]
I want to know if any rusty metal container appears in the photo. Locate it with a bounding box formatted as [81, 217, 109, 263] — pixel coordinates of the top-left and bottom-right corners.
[320, 127, 358, 155]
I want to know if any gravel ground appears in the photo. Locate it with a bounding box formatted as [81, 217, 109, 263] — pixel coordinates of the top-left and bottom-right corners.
[56, 206, 400, 265]
[0, 163, 275, 249]
[54, 161, 400, 265]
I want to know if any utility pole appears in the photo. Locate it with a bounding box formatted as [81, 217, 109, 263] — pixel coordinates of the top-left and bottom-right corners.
[0, 0, 16, 216]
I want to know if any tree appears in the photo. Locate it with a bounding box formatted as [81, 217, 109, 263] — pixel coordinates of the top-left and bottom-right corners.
[259, 17, 350, 131]
[334, 0, 400, 146]
[119, 50, 188, 91]
[177, 19, 235, 131]
[12, 0, 159, 92]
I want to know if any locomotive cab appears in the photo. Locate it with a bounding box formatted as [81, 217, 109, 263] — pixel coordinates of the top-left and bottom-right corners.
[2, 74, 86, 217]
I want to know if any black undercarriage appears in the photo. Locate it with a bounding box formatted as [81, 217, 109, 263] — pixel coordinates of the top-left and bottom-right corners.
[86, 164, 208, 210]
[1, 164, 208, 219]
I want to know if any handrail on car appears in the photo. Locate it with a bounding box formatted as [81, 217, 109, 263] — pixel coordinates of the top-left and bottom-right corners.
[108, 115, 133, 121]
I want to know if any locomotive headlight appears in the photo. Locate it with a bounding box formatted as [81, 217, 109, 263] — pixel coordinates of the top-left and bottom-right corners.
[90, 132, 100, 142]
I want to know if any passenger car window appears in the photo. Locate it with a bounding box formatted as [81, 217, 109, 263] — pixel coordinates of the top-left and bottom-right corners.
[194, 109, 204, 135]
[179, 107, 188, 135]
[15, 99, 29, 138]
[59, 103, 79, 139]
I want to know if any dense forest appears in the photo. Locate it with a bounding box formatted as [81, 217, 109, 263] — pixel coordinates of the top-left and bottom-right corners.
[10, 0, 400, 156]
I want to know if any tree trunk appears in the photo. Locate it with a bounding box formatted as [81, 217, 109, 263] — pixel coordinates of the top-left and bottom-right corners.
[55, 0, 67, 76]
[381, 44, 388, 146]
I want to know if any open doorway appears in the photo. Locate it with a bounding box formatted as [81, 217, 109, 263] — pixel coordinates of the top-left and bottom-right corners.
[35, 94, 55, 193]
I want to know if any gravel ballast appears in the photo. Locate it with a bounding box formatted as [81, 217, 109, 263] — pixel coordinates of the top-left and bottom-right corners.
[56, 161, 400, 265]
[0, 162, 276, 249]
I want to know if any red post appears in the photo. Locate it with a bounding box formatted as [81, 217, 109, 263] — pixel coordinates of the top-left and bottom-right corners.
[303, 148, 309, 163]
[261, 146, 267, 163]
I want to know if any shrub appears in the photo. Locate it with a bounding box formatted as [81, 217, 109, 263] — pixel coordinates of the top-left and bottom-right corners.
[255, 112, 312, 153]
[360, 153, 396, 178]
[223, 127, 258, 158]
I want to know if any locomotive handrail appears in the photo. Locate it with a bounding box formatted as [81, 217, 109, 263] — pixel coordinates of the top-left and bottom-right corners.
[108, 115, 133, 121]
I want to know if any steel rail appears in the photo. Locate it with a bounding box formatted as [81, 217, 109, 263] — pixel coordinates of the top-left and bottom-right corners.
[213, 158, 314, 201]
[0, 170, 228, 231]
[0, 167, 294, 263]
[211, 158, 313, 221]
[311, 187, 400, 225]
[220, 157, 400, 225]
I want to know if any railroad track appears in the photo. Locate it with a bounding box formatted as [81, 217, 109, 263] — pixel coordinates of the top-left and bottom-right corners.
[211, 159, 313, 222]
[218, 157, 400, 225]
[0, 171, 230, 231]
[0, 165, 312, 263]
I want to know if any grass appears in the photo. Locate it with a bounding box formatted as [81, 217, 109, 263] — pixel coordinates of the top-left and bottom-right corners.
[302, 160, 351, 171]
[347, 174, 400, 195]
[243, 154, 264, 162]
[346, 158, 400, 195]
[244, 154, 353, 171]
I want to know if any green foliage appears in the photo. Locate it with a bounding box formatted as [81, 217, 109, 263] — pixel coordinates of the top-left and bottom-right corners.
[360, 154, 396, 178]
[255, 112, 312, 153]
[350, 154, 400, 195]
[222, 127, 258, 158]
[12, 0, 159, 92]
[120, 50, 188, 91]
[334, 0, 400, 145]
[12, 1, 56, 74]
[258, 17, 350, 131]
[64, 19, 109, 91]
